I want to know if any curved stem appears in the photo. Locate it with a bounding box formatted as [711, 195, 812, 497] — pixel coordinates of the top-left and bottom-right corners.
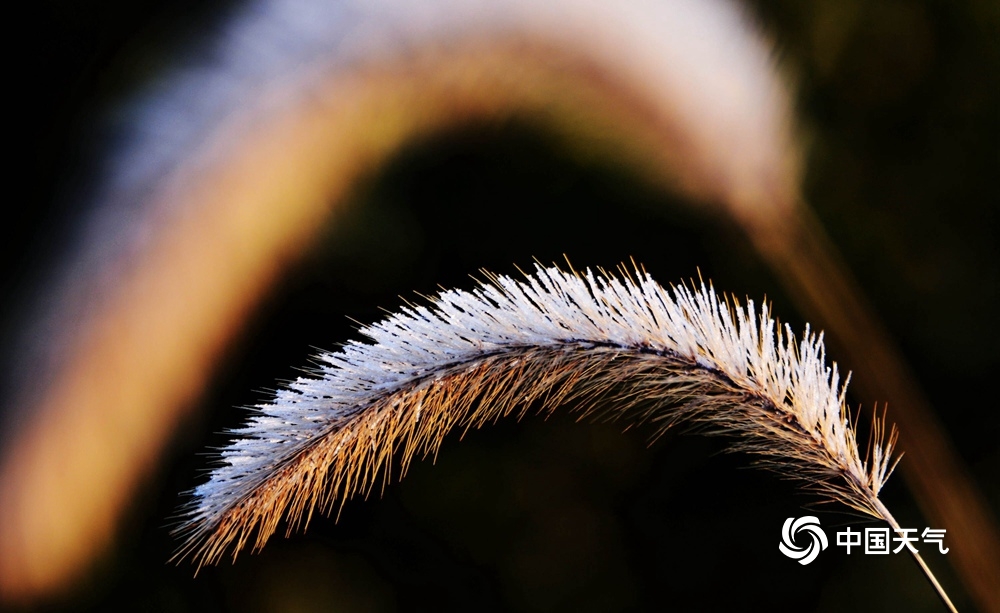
[752, 206, 999, 611]
[874, 499, 959, 613]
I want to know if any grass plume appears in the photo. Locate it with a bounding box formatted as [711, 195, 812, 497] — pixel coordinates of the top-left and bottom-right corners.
[176, 263, 901, 566]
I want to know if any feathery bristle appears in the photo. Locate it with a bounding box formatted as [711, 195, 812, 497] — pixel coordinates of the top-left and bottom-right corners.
[174, 264, 897, 568]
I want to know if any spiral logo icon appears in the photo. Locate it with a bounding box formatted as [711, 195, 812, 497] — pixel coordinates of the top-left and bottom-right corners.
[779, 516, 828, 565]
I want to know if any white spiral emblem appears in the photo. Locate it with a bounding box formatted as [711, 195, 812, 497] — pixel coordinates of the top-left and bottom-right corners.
[779, 516, 828, 565]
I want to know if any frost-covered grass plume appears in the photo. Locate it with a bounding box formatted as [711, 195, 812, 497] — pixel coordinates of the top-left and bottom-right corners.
[175, 263, 901, 568]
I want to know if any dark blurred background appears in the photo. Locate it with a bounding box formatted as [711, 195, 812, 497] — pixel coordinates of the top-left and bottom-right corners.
[7, 0, 998, 610]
